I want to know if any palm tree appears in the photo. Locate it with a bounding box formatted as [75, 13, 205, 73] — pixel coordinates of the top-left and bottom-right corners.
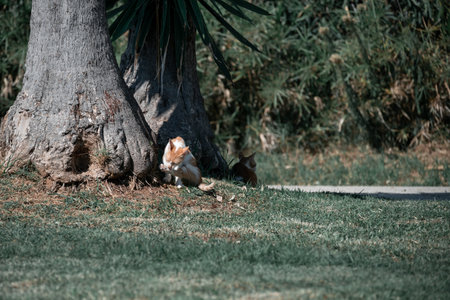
[108, 0, 269, 176]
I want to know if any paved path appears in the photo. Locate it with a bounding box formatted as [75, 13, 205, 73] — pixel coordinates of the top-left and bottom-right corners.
[267, 185, 450, 200]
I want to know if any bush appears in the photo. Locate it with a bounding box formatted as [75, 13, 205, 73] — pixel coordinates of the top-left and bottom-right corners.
[0, 0, 31, 117]
[198, 0, 449, 153]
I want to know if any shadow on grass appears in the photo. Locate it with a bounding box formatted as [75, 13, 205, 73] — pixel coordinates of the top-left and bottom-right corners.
[314, 192, 450, 201]
[366, 192, 450, 201]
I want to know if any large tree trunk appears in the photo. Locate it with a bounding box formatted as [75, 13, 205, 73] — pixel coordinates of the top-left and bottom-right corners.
[120, 17, 228, 177]
[0, 0, 157, 183]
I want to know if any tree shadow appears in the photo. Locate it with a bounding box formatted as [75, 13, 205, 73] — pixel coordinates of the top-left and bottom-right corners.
[326, 191, 450, 201]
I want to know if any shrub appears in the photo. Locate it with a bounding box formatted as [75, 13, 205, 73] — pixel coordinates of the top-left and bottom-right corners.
[0, 0, 31, 117]
[198, 0, 449, 152]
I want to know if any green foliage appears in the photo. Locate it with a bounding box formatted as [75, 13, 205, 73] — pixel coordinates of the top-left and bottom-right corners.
[198, 0, 450, 152]
[106, 0, 269, 81]
[0, 0, 31, 117]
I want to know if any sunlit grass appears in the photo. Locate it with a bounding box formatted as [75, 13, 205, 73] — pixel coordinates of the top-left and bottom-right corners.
[257, 146, 449, 186]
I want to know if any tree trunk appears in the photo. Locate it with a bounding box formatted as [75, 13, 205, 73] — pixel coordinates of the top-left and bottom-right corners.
[0, 0, 157, 183]
[120, 17, 228, 177]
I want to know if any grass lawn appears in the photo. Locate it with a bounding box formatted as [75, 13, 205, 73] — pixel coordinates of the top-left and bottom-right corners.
[1, 165, 449, 299]
[256, 143, 449, 186]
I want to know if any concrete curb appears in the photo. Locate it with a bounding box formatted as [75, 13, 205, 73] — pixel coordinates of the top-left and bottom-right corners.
[267, 185, 450, 200]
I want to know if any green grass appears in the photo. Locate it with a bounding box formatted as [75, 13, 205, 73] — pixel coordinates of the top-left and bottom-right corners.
[257, 147, 449, 186]
[0, 169, 449, 299]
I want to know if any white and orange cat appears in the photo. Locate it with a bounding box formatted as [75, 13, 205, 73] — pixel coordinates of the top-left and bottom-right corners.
[160, 137, 215, 191]
[231, 152, 257, 187]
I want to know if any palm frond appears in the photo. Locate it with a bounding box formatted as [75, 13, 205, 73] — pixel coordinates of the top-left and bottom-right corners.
[106, 0, 270, 81]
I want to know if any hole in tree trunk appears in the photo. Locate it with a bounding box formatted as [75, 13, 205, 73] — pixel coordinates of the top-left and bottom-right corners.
[72, 141, 91, 173]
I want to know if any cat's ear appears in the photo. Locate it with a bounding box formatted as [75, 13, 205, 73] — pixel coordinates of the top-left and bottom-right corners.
[169, 139, 175, 150]
[249, 152, 256, 159]
[183, 146, 190, 153]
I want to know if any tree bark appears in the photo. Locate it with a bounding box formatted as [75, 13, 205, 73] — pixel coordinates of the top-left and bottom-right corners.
[120, 17, 228, 177]
[0, 0, 157, 182]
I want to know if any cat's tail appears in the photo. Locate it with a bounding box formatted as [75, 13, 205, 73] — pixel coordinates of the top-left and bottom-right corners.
[198, 181, 215, 192]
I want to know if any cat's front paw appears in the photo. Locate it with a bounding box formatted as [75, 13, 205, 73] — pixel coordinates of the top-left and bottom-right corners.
[175, 177, 184, 188]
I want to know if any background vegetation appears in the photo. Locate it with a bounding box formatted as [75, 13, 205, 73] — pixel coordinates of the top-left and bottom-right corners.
[1, 0, 449, 153]
[197, 0, 449, 153]
[0, 0, 31, 116]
